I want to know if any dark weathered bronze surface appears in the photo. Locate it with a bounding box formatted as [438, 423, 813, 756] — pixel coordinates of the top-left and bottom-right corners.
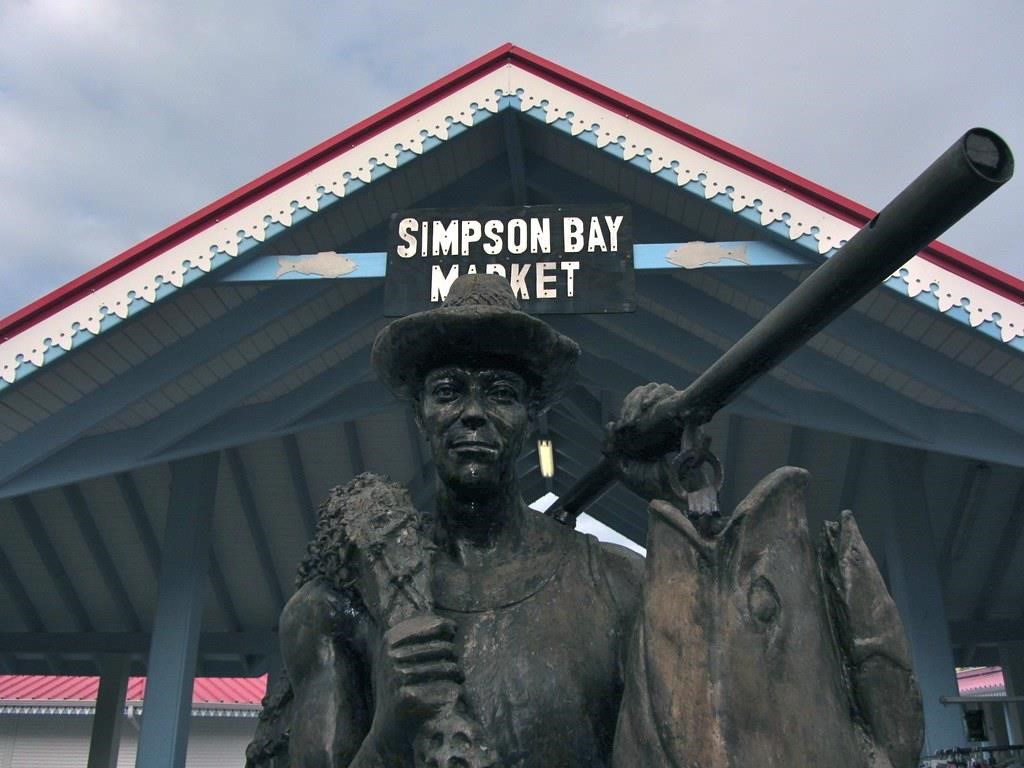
[247, 274, 924, 767]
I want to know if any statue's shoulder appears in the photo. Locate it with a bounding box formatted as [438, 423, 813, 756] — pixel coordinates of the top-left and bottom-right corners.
[593, 540, 644, 615]
[546, 515, 643, 618]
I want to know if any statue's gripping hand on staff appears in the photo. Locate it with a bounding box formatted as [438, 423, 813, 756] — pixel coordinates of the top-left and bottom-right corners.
[609, 382, 724, 528]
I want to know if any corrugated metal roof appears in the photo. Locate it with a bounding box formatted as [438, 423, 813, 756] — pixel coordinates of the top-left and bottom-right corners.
[0, 675, 266, 705]
[1, 669, 1005, 704]
[957, 667, 1006, 695]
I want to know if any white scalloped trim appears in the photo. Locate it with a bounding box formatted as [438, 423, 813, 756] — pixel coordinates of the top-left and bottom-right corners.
[2, 63, 1020, 386]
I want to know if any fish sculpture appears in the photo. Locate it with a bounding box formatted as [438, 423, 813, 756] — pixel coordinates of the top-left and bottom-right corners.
[275, 251, 358, 278]
[665, 242, 749, 269]
[613, 467, 924, 768]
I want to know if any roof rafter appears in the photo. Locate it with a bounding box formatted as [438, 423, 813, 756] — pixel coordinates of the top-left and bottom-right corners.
[62, 484, 141, 631]
[715, 268, 1024, 437]
[12, 496, 93, 632]
[0, 541, 46, 633]
[206, 554, 243, 634]
[0, 283, 329, 488]
[938, 463, 991, 589]
[282, 435, 316, 540]
[503, 111, 528, 206]
[642, 275, 935, 440]
[226, 448, 286, 612]
[114, 472, 161, 578]
[344, 421, 365, 476]
[0, 302, 383, 497]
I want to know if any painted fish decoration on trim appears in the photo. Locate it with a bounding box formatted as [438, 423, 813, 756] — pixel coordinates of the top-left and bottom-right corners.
[275, 252, 358, 278]
[665, 241, 749, 269]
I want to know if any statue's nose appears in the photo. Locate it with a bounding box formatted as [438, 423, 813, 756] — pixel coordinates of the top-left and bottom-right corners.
[459, 392, 487, 428]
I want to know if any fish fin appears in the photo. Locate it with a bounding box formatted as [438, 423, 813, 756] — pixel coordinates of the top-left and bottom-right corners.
[821, 511, 924, 767]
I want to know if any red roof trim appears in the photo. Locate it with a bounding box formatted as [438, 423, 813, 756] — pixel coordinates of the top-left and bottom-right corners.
[0, 674, 267, 705]
[0, 44, 515, 342]
[500, 46, 1024, 301]
[2, 43, 1019, 343]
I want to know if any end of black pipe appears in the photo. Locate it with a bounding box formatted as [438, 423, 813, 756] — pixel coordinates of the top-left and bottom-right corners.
[963, 128, 1014, 184]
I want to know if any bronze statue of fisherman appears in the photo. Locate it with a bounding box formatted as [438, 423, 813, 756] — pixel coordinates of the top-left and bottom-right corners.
[247, 273, 925, 768]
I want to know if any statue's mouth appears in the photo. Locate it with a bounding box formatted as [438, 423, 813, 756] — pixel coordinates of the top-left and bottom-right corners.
[449, 439, 499, 458]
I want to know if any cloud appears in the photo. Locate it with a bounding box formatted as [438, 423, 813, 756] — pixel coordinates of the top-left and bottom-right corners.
[1, 0, 1020, 319]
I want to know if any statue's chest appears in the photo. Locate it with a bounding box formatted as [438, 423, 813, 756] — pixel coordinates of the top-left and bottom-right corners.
[436, 545, 625, 767]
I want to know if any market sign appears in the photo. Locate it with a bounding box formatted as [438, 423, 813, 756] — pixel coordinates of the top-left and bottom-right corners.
[384, 204, 635, 316]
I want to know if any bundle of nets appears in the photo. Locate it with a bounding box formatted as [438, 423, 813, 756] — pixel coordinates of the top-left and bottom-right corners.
[294, 472, 432, 623]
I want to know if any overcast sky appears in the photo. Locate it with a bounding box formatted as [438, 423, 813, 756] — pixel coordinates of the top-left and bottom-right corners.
[1, 0, 1020, 319]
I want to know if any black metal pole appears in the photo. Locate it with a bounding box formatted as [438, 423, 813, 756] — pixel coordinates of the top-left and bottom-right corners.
[552, 128, 1013, 525]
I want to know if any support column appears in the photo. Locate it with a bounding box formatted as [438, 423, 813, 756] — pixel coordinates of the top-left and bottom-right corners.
[983, 700, 1009, 746]
[88, 654, 131, 768]
[136, 453, 220, 768]
[883, 446, 965, 756]
[999, 642, 1024, 744]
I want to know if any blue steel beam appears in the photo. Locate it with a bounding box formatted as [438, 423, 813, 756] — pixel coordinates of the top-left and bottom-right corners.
[141, 288, 383, 459]
[557, 312, 915, 447]
[504, 111, 529, 206]
[563, 385, 605, 433]
[838, 438, 867, 512]
[405, 456, 438, 511]
[284, 380, 398, 435]
[282, 435, 317, 540]
[715, 268, 1024, 438]
[938, 463, 991, 590]
[0, 541, 46, 632]
[114, 472, 161, 578]
[569, 304, 1024, 473]
[721, 415, 744, 516]
[0, 302, 382, 497]
[87, 654, 130, 768]
[207, 553, 243, 634]
[12, 495, 93, 631]
[786, 426, 809, 468]
[136, 452, 220, 768]
[883, 445, 964, 752]
[970, 477, 1024, 623]
[162, 356, 377, 458]
[62, 485, 142, 631]
[640, 275, 934, 441]
[0, 283, 329, 488]
[0, 374, 392, 500]
[641, 274, 1024, 465]
[225, 447, 286, 612]
[345, 421, 365, 475]
[524, 155, 703, 243]
[950, 620, 1024, 647]
[0, 539, 60, 672]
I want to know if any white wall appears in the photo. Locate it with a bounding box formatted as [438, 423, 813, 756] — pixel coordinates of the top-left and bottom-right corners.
[0, 713, 256, 768]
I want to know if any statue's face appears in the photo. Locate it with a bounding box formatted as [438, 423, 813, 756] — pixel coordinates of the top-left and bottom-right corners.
[418, 365, 530, 497]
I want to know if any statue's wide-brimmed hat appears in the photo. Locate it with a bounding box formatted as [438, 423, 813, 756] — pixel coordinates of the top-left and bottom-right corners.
[372, 273, 579, 409]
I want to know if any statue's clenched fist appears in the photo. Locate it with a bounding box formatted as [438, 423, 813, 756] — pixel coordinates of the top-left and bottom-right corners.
[365, 614, 463, 763]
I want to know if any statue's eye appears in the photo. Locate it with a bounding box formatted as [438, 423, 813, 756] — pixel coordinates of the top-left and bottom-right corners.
[489, 384, 519, 403]
[747, 576, 781, 626]
[432, 382, 458, 401]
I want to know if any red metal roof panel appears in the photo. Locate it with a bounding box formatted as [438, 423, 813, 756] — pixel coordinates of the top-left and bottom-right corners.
[0, 675, 267, 705]
[957, 666, 1006, 695]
